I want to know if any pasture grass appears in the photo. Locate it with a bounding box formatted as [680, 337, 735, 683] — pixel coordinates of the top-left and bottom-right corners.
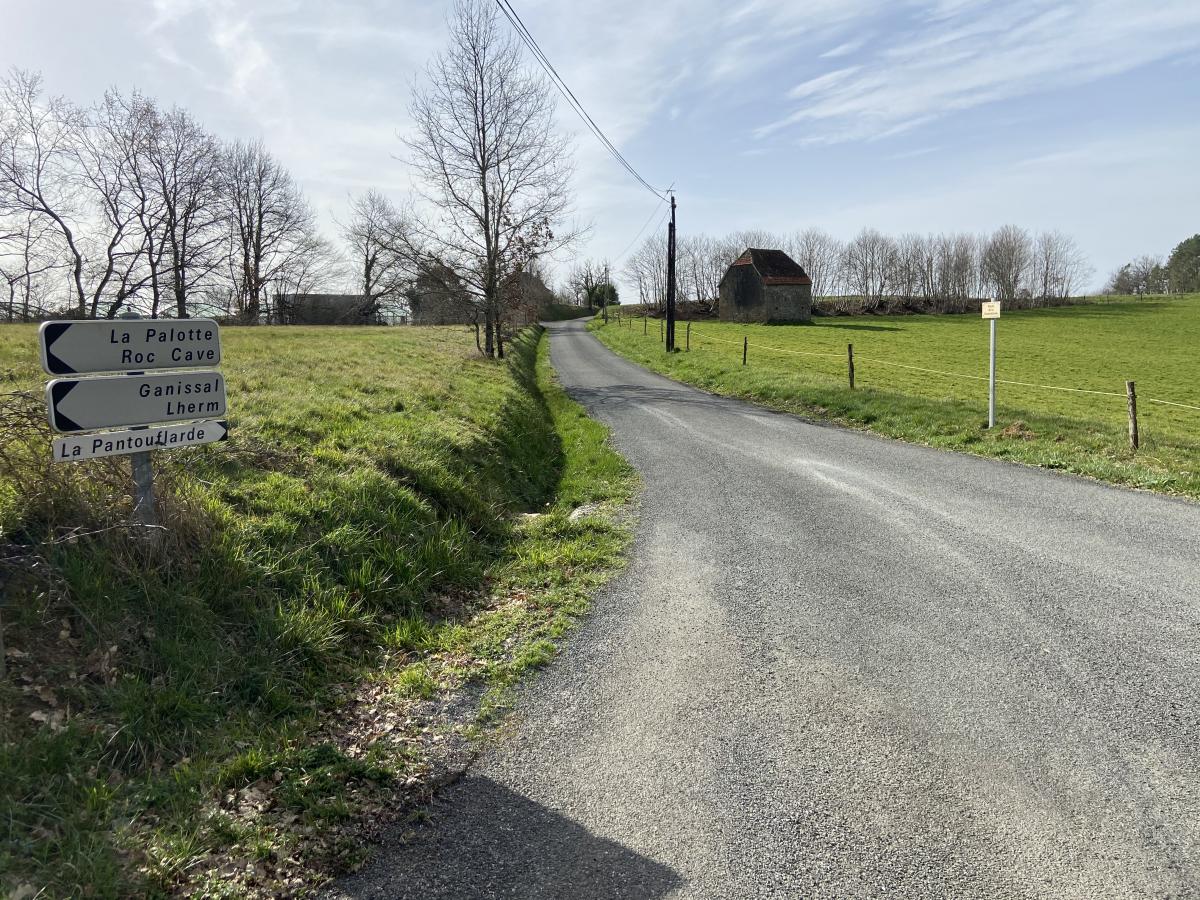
[0, 324, 636, 898]
[597, 296, 1200, 498]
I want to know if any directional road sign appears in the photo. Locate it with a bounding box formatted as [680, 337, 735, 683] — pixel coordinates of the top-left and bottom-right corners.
[46, 371, 226, 433]
[39, 319, 221, 375]
[53, 420, 229, 463]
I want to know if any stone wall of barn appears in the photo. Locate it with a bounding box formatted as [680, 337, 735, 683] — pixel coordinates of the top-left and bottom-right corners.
[718, 266, 763, 322]
[719, 272, 812, 323]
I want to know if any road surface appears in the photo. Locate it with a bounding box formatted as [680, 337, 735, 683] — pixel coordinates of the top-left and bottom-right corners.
[332, 319, 1200, 899]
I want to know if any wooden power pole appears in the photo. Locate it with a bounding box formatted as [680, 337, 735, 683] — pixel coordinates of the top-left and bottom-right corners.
[665, 193, 677, 352]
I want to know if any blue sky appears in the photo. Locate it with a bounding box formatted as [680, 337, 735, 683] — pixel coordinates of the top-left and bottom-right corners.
[3, 0, 1199, 293]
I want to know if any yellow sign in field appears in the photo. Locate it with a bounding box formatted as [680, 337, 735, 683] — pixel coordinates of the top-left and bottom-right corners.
[981, 301, 1001, 319]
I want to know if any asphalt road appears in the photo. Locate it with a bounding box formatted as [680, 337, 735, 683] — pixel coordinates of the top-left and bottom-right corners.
[332, 319, 1200, 899]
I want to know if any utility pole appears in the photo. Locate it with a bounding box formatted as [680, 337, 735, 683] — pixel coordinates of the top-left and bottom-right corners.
[665, 193, 677, 352]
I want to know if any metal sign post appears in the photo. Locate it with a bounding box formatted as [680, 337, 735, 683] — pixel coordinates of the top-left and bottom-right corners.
[118, 313, 157, 532]
[982, 301, 1001, 428]
[130, 440, 157, 528]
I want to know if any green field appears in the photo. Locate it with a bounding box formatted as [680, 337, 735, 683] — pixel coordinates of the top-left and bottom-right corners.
[598, 296, 1200, 498]
[0, 324, 635, 898]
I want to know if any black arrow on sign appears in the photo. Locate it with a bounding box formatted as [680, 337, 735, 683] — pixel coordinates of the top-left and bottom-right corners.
[42, 323, 76, 375]
[49, 381, 83, 432]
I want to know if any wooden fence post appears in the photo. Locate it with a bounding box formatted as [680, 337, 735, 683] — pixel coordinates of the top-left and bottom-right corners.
[847, 343, 855, 389]
[1127, 380, 1139, 451]
[686, 321, 691, 351]
[659, 319, 663, 343]
[742, 336, 748, 366]
[643, 316, 647, 335]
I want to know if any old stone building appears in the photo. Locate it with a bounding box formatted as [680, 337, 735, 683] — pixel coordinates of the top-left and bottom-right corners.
[409, 267, 476, 326]
[273, 294, 383, 325]
[505, 270, 556, 325]
[719, 248, 813, 323]
[409, 266, 557, 326]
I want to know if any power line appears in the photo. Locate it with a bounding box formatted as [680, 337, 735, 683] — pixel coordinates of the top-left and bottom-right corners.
[613, 184, 674, 266]
[494, 0, 668, 201]
[495, 0, 664, 199]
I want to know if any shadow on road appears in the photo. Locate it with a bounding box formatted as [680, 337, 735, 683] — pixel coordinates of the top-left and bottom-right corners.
[566, 381, 724, 412]
[330, 775, 683, 899]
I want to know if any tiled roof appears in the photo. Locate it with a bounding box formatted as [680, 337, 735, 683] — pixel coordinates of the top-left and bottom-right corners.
[732, 248, 812, 286]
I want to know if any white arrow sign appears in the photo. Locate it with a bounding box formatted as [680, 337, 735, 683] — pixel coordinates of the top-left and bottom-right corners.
[39, 319, 221, 375]
[53, 420, 229, 463]
[46, 371, 226, 433]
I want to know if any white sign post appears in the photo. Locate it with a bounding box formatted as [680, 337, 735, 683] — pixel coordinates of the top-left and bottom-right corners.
[46, 371, 226, 432]
[52, 421, 229, 463]
[39, 319, 220, 375]
[38, 313, 230, 533]
[981, 302, 1001, 428]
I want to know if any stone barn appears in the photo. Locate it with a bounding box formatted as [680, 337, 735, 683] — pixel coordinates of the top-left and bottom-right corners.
[274, 293, 383, 325]
[719, 248, 813, 324]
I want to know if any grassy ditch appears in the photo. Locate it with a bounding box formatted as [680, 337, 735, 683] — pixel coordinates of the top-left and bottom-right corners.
[596, 296, 1200, 499]
[0, 324, 635, 898]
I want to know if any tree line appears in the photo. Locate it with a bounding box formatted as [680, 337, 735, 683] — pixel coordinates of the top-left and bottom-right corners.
[0, 70, 343, 323]
[1, 0, 574, 359]
[1105, 235, 1200, 296]
[624, 225, 1095, 315]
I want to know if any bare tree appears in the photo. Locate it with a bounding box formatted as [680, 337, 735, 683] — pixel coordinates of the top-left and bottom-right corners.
[981, 224, 1033, 302]
[74, 88, 164, 318]
[676, 234, 730, 314]
[223, 139, 319, 323]
[625, 233, 667, 312]
[729, 229, 781, 252]
[1031, 230, 1091, 303]
[151, 105, 225, 318]
[0, 209, 61, 320]
[842, 228, 897, 311]
[405, 0, 576, 357]
[269, 234, 343, 324]
[932, 232, 980, 312]
[342, 189, 410, 319]
[0, 70, 88, 316]
[788, 228, 843, 300]
[567, 259, 616, 309]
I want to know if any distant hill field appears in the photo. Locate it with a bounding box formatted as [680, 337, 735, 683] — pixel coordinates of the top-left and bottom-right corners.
[595, 295, 1200, 498]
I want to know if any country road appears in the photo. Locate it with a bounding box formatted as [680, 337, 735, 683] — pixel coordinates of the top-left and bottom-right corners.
[333, 318, 1200, 899]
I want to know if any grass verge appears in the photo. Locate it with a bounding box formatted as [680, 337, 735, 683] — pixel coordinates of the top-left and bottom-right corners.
[0, 324, 636, 898]
[595, 297, 1200, 499]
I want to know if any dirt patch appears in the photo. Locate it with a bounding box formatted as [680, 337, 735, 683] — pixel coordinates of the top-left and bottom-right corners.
[1001, 420, 1036, 441]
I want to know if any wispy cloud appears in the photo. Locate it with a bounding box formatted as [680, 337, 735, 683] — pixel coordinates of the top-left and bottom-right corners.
[886, 145, 941, 160]
[755, 0, 1200, 144]
[210, 13, 281, 110]
[788, 67, 861, 100]
[821, 37, 868, 59]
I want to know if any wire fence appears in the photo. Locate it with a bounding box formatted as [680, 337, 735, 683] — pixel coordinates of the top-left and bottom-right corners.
[607, 313, 1200, 449]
